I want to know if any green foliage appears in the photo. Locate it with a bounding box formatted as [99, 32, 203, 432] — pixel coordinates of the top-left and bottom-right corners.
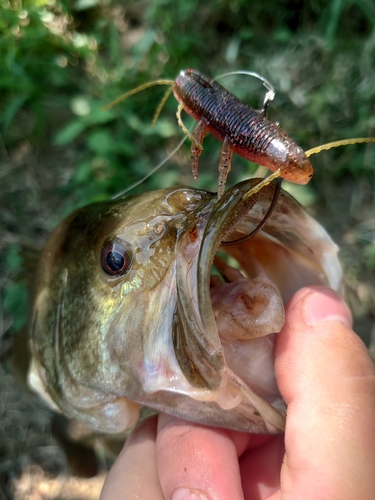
[0, 1, 95, 136]
[1, 244, 28, 331]
[364, 243, 375, 270]
[3, 281, 28, 331]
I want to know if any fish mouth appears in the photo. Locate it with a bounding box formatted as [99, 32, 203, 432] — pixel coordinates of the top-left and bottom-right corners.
[175, 178, 289, 432]
[175, 176, 343, 432]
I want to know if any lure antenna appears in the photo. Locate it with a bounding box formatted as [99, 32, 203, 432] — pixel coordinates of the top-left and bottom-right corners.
[103, 79, 174, 111]
[306, 137, 375, 157]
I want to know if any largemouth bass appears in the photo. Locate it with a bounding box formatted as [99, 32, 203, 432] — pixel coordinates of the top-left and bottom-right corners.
[28, 178, 343, 434]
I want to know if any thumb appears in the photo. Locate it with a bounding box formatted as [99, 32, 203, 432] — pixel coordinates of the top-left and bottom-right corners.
[275, 286, 375, 500]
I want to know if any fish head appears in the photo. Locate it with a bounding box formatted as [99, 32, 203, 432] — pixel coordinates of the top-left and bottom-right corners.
[28, 179, 343, 434]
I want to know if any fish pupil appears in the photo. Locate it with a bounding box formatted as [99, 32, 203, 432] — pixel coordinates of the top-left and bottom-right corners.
[107, 251, 124, 271]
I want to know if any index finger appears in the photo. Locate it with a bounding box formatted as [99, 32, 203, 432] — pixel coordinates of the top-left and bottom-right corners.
[156, 414, 275, 500]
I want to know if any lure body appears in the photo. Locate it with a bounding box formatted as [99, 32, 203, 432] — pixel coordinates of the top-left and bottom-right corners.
[173, 69, 313, 196]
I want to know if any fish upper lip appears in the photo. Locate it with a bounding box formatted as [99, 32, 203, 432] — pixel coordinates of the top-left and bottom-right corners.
[174, 178, 278, 389]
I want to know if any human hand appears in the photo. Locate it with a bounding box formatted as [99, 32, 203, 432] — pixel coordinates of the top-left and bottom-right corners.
[100, 286, 375, 500]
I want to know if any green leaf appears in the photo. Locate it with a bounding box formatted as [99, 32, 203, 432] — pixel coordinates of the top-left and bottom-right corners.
[87, 130, 113, 154]
[3, 281, 28, 332]
[364, 244, 375, 270]
[71, 96, 91, 116]
[4, 244, 23, 270]
[53, 120, 87, 145]
[74, 0, 100, 10]
[1, 94, 28, 132]
[86, 108, 118, 125]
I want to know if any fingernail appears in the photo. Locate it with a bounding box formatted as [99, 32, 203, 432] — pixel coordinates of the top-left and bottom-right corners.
[302, 287, 352, 328]
[172, 488, 208, 500]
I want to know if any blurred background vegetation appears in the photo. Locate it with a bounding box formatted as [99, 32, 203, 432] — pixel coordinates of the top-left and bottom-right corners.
[0, 0, 374, 495]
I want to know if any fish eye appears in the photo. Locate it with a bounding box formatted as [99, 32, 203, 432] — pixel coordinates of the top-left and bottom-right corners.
[101, 240, 132, 276]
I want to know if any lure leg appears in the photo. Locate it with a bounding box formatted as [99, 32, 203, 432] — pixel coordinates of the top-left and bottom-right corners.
[217, 136, 233, 199]
[176, 103, 203, 151]
[190, 120, 207, 180]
